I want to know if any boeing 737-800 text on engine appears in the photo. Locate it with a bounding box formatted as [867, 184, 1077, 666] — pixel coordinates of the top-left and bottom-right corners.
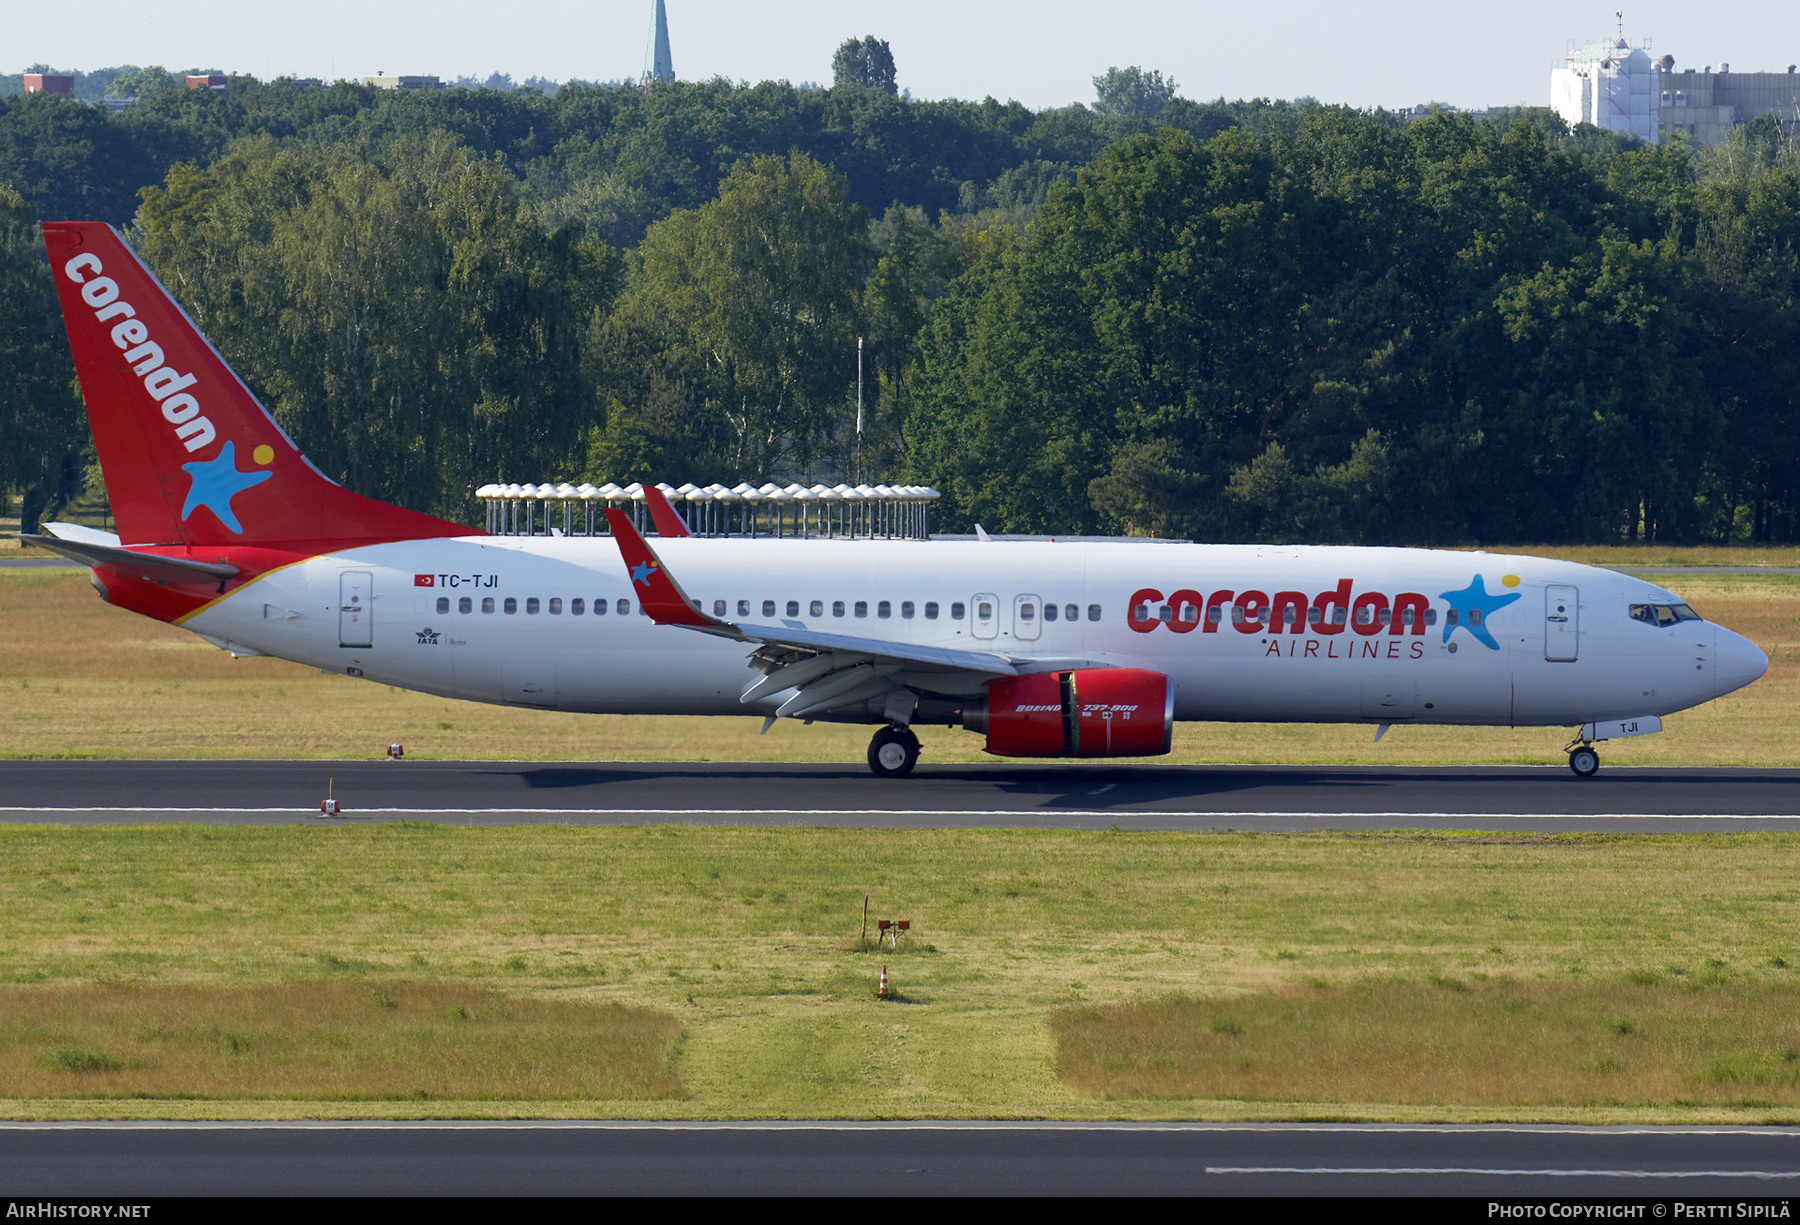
[29, 222, 1770, 776]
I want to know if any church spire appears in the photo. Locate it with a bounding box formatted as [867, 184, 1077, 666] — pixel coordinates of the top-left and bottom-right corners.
[643, 0, 674, 86]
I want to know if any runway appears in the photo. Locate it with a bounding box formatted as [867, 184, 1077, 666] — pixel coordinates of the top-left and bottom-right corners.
[6, 1121, 1800, 1195]
[2, 759, 1798, 831]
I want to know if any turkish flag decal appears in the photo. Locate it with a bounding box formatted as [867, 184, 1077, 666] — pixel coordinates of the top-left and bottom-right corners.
[414, 574, 434, 587]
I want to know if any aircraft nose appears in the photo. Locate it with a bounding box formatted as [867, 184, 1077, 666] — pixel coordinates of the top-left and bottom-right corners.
[1715, 625, 1769, 696]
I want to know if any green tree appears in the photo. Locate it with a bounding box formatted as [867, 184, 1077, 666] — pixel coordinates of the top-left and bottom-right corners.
[603, 152, 872, 479]
[832, 37, 898, 95]
[0, 184, 86, 531]
[1092, 67, 1178, 118]
[135, 134, 618, 517]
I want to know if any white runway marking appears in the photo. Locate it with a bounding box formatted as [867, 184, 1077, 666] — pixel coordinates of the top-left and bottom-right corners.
[1208, 1166, 1800, 1179]
[1, 807, 1798, 820]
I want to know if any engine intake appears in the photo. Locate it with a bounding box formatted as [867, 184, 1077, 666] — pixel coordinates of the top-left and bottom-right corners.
[963, 668, 1174, 758]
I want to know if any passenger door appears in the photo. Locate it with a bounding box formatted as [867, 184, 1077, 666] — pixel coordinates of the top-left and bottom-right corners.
[1545, 584, 1579, 662]
[338, 571, 373, 648]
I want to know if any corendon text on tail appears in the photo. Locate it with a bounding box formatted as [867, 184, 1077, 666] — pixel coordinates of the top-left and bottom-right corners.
[30, 221, 1770, 777]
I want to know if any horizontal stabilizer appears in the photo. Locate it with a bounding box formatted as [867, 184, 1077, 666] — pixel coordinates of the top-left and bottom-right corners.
[21, 534, 238, 583]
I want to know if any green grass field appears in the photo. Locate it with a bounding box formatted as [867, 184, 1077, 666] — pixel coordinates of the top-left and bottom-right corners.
[8, 824, 1800, 1121]
[5, 539, 1800, 1119]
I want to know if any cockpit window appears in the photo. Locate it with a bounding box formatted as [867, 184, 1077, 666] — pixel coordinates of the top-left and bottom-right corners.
[1629, 602, 1704, 627]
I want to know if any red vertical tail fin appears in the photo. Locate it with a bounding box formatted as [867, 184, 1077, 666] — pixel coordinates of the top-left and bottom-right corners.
[42, 221, 473, 548]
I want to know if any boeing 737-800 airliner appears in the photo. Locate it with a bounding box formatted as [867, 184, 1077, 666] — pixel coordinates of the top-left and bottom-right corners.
[28, 222, 1770, 777]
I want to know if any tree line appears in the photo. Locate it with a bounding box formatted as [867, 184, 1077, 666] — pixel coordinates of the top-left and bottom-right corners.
[1, 70, 1796, 543]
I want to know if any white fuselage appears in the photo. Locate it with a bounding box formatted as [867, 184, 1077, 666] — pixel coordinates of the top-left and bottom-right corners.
[178, 536, 1766, 729]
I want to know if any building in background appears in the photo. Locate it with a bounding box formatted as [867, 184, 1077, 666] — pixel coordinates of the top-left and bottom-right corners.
[23, 74, 74, 95]
[363, 73, 443, 91]
[1552, 36, 1800, 145]
[1551, 39, 1660, 143]
[643, 0, 674, 87]
[185, 74, 227, 94]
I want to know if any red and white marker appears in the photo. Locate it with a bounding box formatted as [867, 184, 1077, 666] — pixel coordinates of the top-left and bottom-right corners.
[387, 743, 404, 759]
[879, 966, 888, 998]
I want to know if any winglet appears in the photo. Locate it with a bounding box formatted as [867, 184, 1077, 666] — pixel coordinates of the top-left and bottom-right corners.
[643, 485, 694, 538]
[605, 508, 723, 629]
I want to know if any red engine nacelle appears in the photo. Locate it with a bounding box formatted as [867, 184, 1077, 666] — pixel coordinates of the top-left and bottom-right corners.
[963, 668, 1174, 758]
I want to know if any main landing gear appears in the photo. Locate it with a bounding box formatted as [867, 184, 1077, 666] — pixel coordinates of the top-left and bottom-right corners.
[1566, 741, 1600, 779]
[867, 725, 921, 778]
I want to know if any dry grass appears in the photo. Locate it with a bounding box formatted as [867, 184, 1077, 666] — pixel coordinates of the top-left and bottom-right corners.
[0, 980, 681, 1100]
[2, 565, 1796, 764]
[1054, 975, 1800, 1107]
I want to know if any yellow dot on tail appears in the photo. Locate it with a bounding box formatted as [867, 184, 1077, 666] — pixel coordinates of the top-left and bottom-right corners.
[1502, 574, 1520, 587]
[252, 444, 274, 465]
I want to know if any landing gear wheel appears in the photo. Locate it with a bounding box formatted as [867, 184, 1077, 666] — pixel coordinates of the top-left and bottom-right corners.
[1568, 745, 1600, 778]
[867, 726, 921, 778]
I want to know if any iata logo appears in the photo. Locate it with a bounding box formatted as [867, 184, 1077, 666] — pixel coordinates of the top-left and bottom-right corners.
[415, 627, 441, 645]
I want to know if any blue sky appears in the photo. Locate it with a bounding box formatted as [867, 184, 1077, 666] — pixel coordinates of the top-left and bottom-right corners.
[14, 1, 1800, 112]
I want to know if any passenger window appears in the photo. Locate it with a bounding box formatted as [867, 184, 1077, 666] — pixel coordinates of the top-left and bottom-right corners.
[571, 598, 584, 615]
[950, 601, 965, 620]
[925, 602, 939, 620]
[1207, 606, 1222, 624]
[786, 600, 800, 618]
[1020, 602, 1035, 622]
[459, 596, 472, 614]
[978, 601, 993, 620]
[595, 598, 608, 616]
[436, 596, 450, 614]
[738, 600, 750, 617]
[1066, 604, 1079, 622]
[901, 601, 915, 619]
[504, 597, 518, 614]
[810, 600, 824, 617]
[855, 601, 869, 618]
[548, 598, 562, 615]
[526, 597, 540, 615]
[1378, 607, 1390, 624]
[1469, 608, 1482, 626]
[618, 598, 631, 616]
[1044, 603, 1058, 622]
[715, 600, 727, 617]
[1307, 607, 1322, 625]
[878, 600, 892, 618]
[482, 597, 495, 614]
[1231, 605, 1245, 624]
[1446, 609, 1459, 626]
[833, 600, 846, 617]
[1425, 609, 1437, 626]
[1087, 604, 1102, 622]
[763, 600, 776, 617]
[1400, 607, 1413, 626]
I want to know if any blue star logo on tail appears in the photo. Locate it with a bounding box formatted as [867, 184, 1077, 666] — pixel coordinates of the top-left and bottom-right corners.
[180, 440, 272, 534]
[1439, 574, 1521, 650]
[630, 561, 658, 586]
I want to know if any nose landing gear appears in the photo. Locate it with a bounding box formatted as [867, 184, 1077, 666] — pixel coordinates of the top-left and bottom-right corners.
[1566, 741, 1600, 778]
[867, 725, 922, 777]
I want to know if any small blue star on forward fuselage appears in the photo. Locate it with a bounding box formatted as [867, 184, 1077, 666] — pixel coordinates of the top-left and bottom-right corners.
[1439, 574, 1521, 650]
[180, 440, 272, 534]
[630, 561, 658, 586]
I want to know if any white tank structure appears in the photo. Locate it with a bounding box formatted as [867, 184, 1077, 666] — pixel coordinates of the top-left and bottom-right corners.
[1551, 38, 1661, 144]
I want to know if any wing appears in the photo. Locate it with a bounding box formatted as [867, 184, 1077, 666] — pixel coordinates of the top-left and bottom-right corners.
[605, 509, 1096, 721]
